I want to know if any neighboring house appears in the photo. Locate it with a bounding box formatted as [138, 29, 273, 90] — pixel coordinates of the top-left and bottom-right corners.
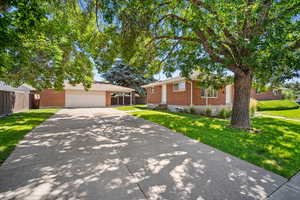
[0, 82, 36, 116]
[39, 82, 134, 108]
[142, 75, 233, 114]
[142, 74, 282, 114]
[251, 88, 283, 100]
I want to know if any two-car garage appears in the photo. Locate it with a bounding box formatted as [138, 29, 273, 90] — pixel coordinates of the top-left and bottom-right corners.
[65, 90, 106, 107]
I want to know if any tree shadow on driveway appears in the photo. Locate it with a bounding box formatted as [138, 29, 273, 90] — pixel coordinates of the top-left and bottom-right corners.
[0, 108, 287, 200]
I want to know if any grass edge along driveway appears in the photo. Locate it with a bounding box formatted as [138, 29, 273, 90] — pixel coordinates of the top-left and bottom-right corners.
[115, 105, 147, 111]
[0, 109, 59, 165]
[130, 110, 300, 178]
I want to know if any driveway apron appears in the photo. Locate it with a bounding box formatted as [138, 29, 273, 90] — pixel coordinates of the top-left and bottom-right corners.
[0, 108, 287, 200]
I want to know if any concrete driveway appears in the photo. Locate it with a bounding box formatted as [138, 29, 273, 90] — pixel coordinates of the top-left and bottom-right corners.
[0, 108, 286, 200]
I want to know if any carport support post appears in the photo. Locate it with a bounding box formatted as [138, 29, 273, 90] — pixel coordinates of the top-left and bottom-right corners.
[123, 93, 125, 105]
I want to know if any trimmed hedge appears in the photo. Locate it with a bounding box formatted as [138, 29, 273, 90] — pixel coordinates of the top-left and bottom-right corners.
[257, 100, 300, 111]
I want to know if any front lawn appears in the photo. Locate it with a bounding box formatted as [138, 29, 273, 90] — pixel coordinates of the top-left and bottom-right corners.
[257, 100, 299, 111]
[0, 109, 59, 164]
[260, 109, 300, 120]
[131, 110, 300, 178]
[115, 104, 146, 111]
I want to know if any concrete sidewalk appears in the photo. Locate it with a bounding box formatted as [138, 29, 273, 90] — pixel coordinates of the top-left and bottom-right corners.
[0, 108, 287, 200]
[268, 172, 300, 200]
[256, 114, 300, 122]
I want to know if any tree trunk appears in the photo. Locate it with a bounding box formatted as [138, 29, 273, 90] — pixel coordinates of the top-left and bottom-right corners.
[231, 71, 252, 129]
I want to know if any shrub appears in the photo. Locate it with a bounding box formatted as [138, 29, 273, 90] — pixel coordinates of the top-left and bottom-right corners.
[249, 98, 257, 117]
[282, 89, 297, 100]
[250, 106, 256, 117]
[205, 107, 212, 117]
[257, 100, 299, 111]
[183, 107, 191, 113]
[219, 108, 232, 119]
[190, 107, 197, 114]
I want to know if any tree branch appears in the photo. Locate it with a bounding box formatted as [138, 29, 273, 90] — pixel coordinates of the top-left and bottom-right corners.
[147, 35, 201, 46]
[160, 41, 180, 64]
[156, 14, 188, 25]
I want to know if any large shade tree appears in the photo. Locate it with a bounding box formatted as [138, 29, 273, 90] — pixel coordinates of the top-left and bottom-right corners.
[0, 0, 101, 90]
[93, 0, 300, 129]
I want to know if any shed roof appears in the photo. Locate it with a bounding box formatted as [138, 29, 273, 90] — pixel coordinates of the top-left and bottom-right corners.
[0, 82, 35, 92]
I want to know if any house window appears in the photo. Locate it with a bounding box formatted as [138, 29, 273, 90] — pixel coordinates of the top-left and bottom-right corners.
[173, 81, 185, 92]
[201, 88, 218, 98]
[149, 87, 155, 94]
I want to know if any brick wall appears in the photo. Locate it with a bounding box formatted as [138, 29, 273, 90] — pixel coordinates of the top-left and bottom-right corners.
[147, 86, 162, 104]
[146, 80, 283, 106]
[167, 81, 191, 105]
[39, 89, 65, 107]
[166, 81, 226, 106]
[146, 80, 226, 106]
[192, 81, 226, 105]
[105, 91, 111, 106]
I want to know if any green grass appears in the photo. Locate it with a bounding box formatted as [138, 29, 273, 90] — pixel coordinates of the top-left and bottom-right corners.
[257, 100, 299, 111]
[261, 109, 300, 120]
[131, 110, 300, 178]
[115, 104, 147, 111]
[0, 109, 59, 164]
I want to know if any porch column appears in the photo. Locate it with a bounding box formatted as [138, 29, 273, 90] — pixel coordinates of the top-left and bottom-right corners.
[130, 92, 133, 105]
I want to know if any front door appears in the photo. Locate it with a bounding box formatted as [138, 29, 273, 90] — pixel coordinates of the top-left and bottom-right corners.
[161, 84, 167, 104]
[225, 85, 232, 104]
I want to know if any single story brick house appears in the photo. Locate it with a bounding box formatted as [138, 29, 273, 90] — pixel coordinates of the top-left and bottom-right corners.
[142, 75, 282, 113]
[40, 82, 134, 108]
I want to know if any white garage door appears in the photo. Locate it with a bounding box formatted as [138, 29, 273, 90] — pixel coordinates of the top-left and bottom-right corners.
[65, 90, 106, 107]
